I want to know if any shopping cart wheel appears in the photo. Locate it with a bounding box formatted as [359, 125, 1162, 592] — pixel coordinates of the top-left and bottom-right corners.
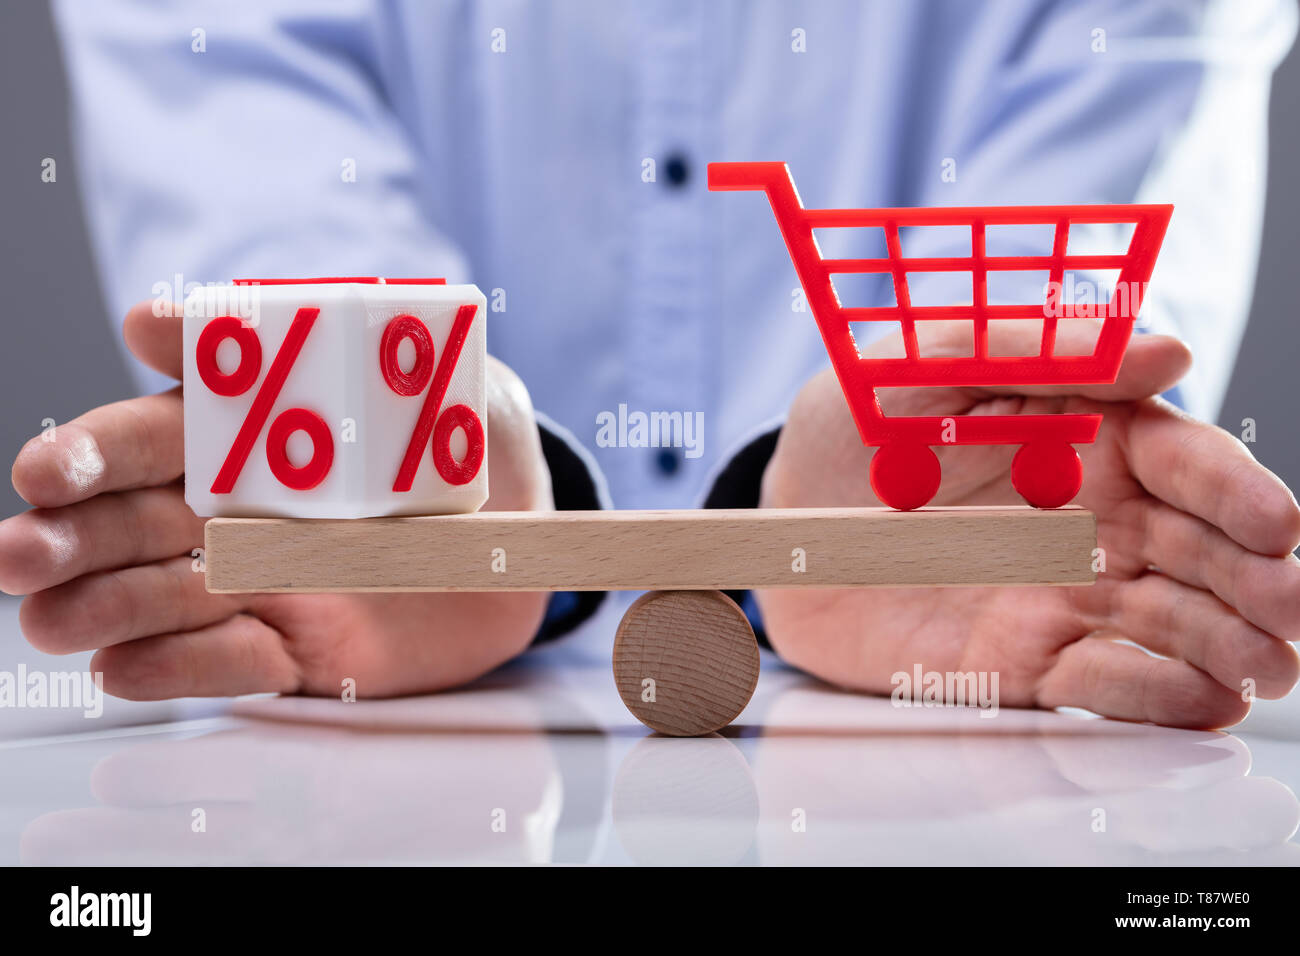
[1011, 442, 1083, 508]
[869, 443, 941, 511]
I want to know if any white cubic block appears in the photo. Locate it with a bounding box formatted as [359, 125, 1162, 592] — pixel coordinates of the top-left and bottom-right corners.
[183, 278, 488, 518]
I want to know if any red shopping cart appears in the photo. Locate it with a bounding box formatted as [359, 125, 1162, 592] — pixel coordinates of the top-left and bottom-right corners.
[709, 162, 1172, 511]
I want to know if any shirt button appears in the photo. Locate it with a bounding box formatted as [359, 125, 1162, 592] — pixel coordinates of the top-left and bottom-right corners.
[663, 153, 690, 188]
[655, 448, 682, 476]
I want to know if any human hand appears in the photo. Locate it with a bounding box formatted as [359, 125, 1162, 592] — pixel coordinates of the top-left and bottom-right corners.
[757, 320, 1300, 728]
[0, 301, 554, 699]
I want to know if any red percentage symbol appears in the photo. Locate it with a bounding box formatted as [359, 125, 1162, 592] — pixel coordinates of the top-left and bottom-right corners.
[196, 308, 334, 493]
[382, 304, 484, 491]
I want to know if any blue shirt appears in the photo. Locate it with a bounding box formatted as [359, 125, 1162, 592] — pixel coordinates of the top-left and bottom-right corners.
[52, 0, 1294, 509]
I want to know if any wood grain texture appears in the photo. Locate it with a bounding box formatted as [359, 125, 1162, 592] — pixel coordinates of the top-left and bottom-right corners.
[203, 506, 1097, 593]
[612, 590, 760, 737]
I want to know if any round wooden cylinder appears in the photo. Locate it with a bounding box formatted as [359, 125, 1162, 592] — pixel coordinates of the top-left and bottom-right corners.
[612, 589, 761, 737]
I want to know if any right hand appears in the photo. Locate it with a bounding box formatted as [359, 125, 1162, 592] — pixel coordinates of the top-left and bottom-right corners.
[0, 301, 555, 700]
[756, 319, 1300, 729]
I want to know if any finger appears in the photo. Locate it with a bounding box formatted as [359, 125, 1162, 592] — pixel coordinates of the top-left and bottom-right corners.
[1123, 497, 1300, 642]
[1036, 632, 1250, 729]
[1104, 572, 1300, 699]
[0, 484, 203, 595]
[10, 388, 183, 508]
[19, 555, 241, 654]
[1101, 776, 1300, 853]
[90, 732, 264, 805]
[91, 613, 301, 699]
[1125, 399, 1300, 556]
[1038, 725, 1250, 791]
[122, 299, 184, 380]
[481, 355, 554, 512]
[967, 322, 1191, 401]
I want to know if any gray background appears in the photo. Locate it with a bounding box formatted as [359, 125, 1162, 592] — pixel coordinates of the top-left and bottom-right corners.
[1, 3, 1297, 520]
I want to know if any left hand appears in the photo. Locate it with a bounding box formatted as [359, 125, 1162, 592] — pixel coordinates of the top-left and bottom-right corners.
[0, 301, 555, 701]
[758, 319, 1300, 729]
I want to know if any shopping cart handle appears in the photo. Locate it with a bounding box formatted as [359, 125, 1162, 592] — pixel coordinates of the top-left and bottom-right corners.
[707, 161, 793, 192]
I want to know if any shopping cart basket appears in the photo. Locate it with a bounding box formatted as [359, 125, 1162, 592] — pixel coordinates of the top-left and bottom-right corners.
[708, 162, 1172, 510]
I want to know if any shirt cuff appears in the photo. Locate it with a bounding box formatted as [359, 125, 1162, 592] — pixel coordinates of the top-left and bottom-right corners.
[700, 425, 783, 650]
[530, 411, 611, 644]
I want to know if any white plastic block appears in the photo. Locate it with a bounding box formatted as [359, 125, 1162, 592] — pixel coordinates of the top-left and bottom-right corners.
[182, 279, 488, 518]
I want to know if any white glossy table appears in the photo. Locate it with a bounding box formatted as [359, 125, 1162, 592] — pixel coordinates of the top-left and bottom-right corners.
[2, 594, 1298, 866]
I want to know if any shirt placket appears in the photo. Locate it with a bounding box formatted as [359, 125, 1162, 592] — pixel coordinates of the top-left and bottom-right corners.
[624, 0, 714, 507]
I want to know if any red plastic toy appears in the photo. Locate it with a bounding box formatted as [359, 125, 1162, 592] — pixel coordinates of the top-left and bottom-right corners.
[708, 162, 1172, 510]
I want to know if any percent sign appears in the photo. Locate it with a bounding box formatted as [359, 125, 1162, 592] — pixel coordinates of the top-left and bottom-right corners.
[381, 303, 484, 491]
[197, 308, 334, 493]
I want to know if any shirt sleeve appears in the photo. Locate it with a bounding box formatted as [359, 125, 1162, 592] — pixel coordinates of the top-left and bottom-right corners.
[702, 0, 1296, 639]
[50, 0, 612, 645]
[891, 0, 1296, 423]
[531, 412, 612, 643]
[50, 0, 471, 396]
[700, 425, 782, 650]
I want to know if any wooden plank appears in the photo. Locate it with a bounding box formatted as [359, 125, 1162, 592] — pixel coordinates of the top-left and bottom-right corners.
[204, 506, 1096, 593]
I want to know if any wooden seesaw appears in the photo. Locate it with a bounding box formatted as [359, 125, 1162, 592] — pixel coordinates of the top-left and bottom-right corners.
[203, 506, 1096, 736]
[191, 162, 1167, 735]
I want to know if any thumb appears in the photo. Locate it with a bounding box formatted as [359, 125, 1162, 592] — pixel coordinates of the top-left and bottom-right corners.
[123, 299, 185, 381]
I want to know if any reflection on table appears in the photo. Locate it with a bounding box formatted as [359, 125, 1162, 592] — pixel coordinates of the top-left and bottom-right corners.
[10, 659, 1298, 865]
